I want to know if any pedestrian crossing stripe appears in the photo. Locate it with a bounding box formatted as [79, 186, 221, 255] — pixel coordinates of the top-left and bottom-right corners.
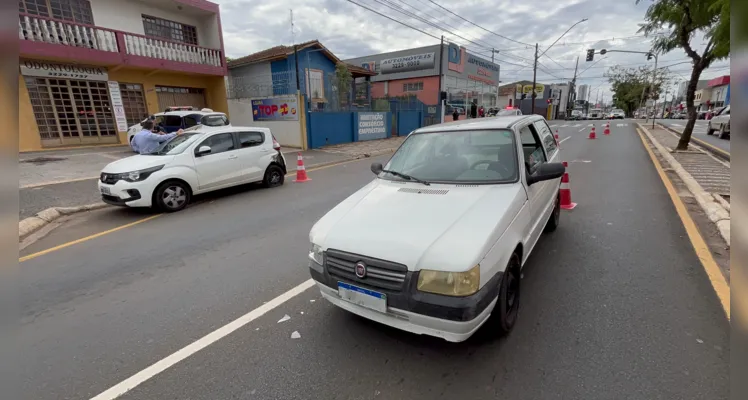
[616, 123, 628, 127]
[573, 124, 581, 127]
[561, 124, 570, 127]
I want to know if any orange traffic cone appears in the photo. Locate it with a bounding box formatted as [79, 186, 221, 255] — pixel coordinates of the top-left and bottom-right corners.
[294, 152, 311, 182]
[588, 126, 597, 139]
[603, 122, 611, 135]
[560, 161, 577, 210]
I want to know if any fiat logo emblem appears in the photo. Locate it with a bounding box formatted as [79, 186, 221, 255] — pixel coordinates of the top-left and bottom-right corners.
[355, 261, 367, 278]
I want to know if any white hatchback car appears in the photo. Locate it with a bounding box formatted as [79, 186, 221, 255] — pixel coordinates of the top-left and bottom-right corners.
[707, 105, 730, 139]
[99, 126, 287, 212]
[308, 115, 565, 342]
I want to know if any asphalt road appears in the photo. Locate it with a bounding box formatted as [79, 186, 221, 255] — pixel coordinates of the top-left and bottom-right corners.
[19, 121, 729, 400]
[654, 118, 731, 154]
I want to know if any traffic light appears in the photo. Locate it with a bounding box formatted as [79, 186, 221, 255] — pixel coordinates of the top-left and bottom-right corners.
[586, 49, 595, 62]
[647, 52, 653, 61]
[547, 99, 552, 104]
[521, 93, 527, 99]
[600, 49, 607, 55]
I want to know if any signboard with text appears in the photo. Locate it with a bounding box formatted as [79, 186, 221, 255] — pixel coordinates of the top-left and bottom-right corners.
[107, 81, 129, 132]
[251, 96, 299, 121]
[356, 112, 390, 141]
[20, 60, 109, 81]
[380, 53, 435, 74]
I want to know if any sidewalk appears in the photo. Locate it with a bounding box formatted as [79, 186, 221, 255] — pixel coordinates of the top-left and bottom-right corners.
[638, 124, 730, 247]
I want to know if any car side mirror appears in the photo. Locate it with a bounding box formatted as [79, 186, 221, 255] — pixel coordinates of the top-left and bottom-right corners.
[371, 162, 383, 175]
[195, 145, 212, 157]
[527, 162, 565, 185]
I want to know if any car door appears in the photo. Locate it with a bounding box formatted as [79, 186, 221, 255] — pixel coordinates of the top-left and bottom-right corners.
[235, 131, 269, 182]
[714, 106, 729, 129]
[192, 132, 241, 191]
[518, 121, 551, 252]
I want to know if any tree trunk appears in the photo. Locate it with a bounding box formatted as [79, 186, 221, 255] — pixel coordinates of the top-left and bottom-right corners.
[677, 63, 705, 150]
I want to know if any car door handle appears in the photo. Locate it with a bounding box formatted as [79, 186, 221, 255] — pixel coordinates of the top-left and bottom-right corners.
[228, 155, 238, 160]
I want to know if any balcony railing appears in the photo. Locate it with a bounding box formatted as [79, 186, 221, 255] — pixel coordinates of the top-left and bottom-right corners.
[19, 13, 223, 69]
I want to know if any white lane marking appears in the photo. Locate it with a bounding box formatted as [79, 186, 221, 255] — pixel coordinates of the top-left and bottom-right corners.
[573, 124, 581, 127]
[578, 127, 587, 132]
[559, 136, 572, 144]
[560, 124, 570, 127]
[672, 123, 684, 127]
[617, 123, 628, 127]
[90, 279, 316, 400]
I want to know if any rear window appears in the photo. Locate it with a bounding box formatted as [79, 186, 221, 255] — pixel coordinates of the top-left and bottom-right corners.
[155, 115, 182, 127]
[202, 114, 229, 127]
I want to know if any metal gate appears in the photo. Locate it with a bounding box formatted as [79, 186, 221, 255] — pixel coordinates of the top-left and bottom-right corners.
[156, 86, 207, 112]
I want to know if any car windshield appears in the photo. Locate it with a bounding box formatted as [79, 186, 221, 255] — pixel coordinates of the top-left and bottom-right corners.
[202, 114, 229, 127]
[149, 132, 204, 155]
[382, 129, 518, 184]
[497, 110, 518, 116]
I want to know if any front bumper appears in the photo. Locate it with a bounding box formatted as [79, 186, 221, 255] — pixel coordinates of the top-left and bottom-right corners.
[97, 179, 156, 208]
[309, 256, 502, 342]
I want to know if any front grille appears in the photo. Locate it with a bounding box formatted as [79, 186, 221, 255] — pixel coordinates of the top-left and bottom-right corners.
[325, 249, 408, 292]
[100, 173, 118, 184]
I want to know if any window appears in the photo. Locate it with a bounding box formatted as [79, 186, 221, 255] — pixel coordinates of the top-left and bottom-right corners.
[197, 133, 235, 154]
[306, 69, 324, 99]
[119, 83, 148, 126]
[403, 82, 424, 92]
[201, 114, 229, 127]
[533, 120, 557, 159]
[237, 132, 264, 148]
[518, 124, 546, 171]
[183, 115, 199, 128]
[20, 0, 94, 24]
[154, 115, 183, 128]
[142, 15, 198, 45]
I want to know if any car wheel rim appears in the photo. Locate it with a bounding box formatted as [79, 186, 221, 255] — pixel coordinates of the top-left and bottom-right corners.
[270, 171, 281, 185]
[162, 186, 186, 209]
[506, 269, 519, 311]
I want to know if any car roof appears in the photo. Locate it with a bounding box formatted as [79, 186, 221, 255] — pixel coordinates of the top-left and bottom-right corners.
[189, 125, 271, 135]
[414, 115, 542, 134]
[155, 110, 227, 117]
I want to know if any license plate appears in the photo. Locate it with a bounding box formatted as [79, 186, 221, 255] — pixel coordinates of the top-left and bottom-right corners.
[337, 282, 387, 313]
[100, 186, 111, 195]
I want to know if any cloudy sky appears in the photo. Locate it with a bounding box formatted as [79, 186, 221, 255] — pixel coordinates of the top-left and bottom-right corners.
[216, 0, 730, 102]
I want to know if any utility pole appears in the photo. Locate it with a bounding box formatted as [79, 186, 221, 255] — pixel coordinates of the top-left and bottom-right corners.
[438, 35, 445, 123]
[661, 88, 669, 119]
[567, 56, 579, 118]
[650, 53, 658, 129]
[531, 43, 538, 114]
[291, 9, 300, 92]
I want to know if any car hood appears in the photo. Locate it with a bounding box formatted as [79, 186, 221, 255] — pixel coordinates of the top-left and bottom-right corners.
[102, 155, 175, 174]
[310, 179, 526, 272]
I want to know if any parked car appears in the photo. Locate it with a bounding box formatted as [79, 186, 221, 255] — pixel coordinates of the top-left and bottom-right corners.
[567, 110, 583, 120]
[707, 105, 730, 139]
[127, 108, 230, 147]
[588, 108, 604, 119]
[308, 115, 565, 342]
[99, 126, 286, 212]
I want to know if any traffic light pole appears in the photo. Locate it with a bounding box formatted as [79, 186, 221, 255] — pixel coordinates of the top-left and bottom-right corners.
[531, 43, 538, 114]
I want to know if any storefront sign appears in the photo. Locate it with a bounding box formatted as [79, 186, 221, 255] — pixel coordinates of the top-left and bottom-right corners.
[357, 112, 389, 141]
[522, 84, 545, 98]
[20, 60, 109, 81]
[107, 81, 129, 132]
[380, 53, 435, 74]
[251, 96, 299, 121]
[467, 56, 500, 72]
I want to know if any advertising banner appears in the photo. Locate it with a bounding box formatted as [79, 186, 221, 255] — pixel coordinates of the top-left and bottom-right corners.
[251, 96, 299, 121]
[356, 112, 389, 141]
[380, 53, 435, 74]
[21, 60, 109, 81]
[107, 81, 129, 132]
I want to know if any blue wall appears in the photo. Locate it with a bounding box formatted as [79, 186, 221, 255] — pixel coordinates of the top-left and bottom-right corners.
[270, 47, 337, 96]
[306, 111, 394, 148]
[397, 111, 422, 137]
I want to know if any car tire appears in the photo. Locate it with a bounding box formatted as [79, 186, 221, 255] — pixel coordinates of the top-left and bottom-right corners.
[487, 253, 521, 336]
[718, 124, 729, 140]
[263, 164, 285, 188]
[544, 192, 561, 233]
[706, 124, 714, 135]
[154, 180, 190, 212]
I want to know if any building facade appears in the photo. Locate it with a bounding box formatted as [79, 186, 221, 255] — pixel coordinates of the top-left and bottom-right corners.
[344, 43, 500, 119]
[707, 75, 730, 108]
[577, 84, 588, 104]
[18, 0, 228, 151]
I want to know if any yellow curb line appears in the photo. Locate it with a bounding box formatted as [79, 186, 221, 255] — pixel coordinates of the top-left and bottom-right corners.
[636, 127, 730, 321]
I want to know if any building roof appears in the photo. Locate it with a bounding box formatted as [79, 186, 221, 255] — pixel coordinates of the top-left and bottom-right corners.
[707, 75, 730, 87]
[227, 40, 376, 76]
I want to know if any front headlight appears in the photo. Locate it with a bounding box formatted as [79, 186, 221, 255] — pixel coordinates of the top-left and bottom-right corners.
[118, 165, 164, 182]
[309, 244, 324, 265]
[417, 264, 480, 297]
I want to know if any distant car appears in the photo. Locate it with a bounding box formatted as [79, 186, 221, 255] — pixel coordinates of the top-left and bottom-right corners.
[308, 114, 565, 342]
[567, 110, 583, 120]
[707, 105, 730, 139]
[496, 108, 523, 116]
[127, 108, 230, 148]
[100, 126, 286, 212]
[588, 108, 604, 120]
[609, 109, 625, 119]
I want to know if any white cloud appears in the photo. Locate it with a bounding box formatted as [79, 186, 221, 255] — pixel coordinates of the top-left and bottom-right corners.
[214, 0, 730, 102]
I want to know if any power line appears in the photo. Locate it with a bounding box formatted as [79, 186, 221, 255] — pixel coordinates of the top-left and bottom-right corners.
[421, 0, 533, 47]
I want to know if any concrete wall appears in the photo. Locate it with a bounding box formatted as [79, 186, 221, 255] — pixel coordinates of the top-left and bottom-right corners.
[227, 62, 273, 98]
[228, 98, 303, 148]
[371, 76, 440, 105]
[90, 0, 221, 49]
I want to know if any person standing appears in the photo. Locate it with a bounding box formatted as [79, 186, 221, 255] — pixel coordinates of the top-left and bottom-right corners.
[452, 108, 459, 121]
[131, 120, 182, 154]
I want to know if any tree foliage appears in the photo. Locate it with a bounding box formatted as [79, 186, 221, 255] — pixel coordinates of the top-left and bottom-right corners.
[335, 63, 353, 108]
[636, 0, 730, 150]
[606, 65, 671, 116]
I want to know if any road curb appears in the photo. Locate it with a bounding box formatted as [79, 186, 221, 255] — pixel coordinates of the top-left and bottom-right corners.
[19, 203, 110, 240]
[655, 123, 730, 162]
[637, 123, 730, 247]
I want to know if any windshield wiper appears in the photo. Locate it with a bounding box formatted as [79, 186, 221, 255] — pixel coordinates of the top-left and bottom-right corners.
[381, 169, 431, 185]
